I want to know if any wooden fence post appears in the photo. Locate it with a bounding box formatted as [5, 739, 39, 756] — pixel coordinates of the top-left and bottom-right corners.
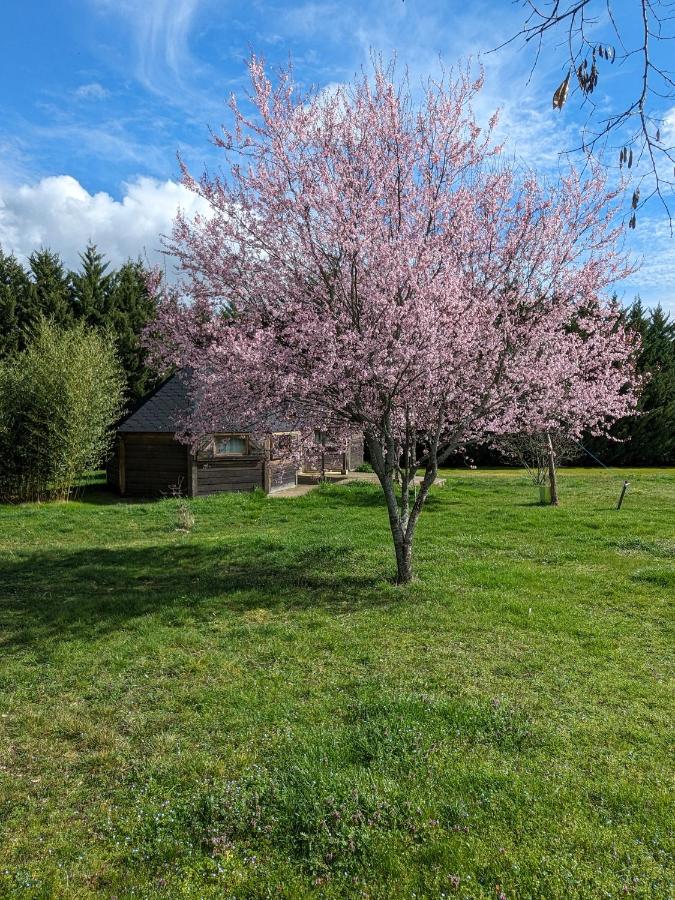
[187, 448, 197, 498]
[616, 480, 630, 510]
[546, 431, 559, 506]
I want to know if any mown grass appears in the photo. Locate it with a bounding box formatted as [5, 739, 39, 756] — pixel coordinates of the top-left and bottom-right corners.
[0, 468, 673, 898]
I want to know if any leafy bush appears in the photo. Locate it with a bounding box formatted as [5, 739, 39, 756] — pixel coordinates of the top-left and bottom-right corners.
[0, 319, 124, 501]
[355, 462, 373, 473]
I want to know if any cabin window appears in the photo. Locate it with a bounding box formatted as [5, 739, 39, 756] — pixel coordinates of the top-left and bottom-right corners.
[213, 435, 247, 456]
[274, 433, 293, 453]
[314, 429, 337, 450]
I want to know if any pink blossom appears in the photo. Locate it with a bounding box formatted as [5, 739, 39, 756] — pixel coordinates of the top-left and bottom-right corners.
[147, 56, 641, 582]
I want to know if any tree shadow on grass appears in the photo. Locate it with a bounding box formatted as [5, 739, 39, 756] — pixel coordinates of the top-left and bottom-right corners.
[0, 539, 396, 653]
[70, 479, 447, 513]
[72, 485, 134, 505]
[72, 483, 182, 505]
[310, 481, 446, 511]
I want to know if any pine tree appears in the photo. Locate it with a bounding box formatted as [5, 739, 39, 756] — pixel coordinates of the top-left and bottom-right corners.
[0, 249, 32, 358]
[70, 244, 112, 328]
[588, 299, 675, 465]
[632, 304, 675, 464]
[641, 305, 675, 408]
[107, 260, 158, 403]
[28, 249, 74, 328]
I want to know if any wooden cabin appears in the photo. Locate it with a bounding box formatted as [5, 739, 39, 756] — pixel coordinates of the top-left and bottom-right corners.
[108, 372, 363, 498]
[305, 431, 365, 475]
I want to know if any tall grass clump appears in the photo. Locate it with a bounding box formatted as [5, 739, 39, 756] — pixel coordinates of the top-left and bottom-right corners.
[0, 319, 124, 501]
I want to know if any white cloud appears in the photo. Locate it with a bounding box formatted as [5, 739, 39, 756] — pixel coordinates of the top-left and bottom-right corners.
[130, 0, 200, 90]
[74, 82, 109, 100]
[0, 175, 211, 273]
[91, 0, 204, 102]
[276, 1, 576, 175]
[0, 136, 33, 185]
[661, 106, 675, 147]
[623, 215, 675, 316]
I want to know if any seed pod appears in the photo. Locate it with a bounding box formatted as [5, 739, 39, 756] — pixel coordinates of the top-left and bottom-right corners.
[656, 128, 661, 142]
[631, 188, 640, 209]
[553, 72, 571, 110]
[628, 148, 633, 169]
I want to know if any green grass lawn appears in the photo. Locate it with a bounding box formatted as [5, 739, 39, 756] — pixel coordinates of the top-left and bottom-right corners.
[0, 469, 673, 898]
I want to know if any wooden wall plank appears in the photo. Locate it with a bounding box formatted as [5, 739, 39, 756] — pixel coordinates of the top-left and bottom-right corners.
[122, 436, 189, 497]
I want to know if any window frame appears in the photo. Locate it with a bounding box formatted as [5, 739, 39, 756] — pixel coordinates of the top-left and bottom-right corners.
[212, 434, 249, 457]
[270, 431, 299, 459]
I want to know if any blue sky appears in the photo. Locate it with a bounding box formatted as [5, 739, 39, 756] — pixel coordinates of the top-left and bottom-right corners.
[1, 0, 673, 312]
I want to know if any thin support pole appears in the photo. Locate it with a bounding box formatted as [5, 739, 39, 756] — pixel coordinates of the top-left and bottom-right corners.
[616, 480, 630, 510]
[546, 431, 559, 506]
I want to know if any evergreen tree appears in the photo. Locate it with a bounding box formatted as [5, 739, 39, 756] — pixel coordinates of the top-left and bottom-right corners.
[107, 260, 158, 403]
[631, 304, 675, 464]
[70, 244, 112, 328]
[28, 248, 74, 328]
[587, 300, 675, 465]
[1, 244, 159, 407]
[0, 249, 32, 358]
[625, 298, 648, 338]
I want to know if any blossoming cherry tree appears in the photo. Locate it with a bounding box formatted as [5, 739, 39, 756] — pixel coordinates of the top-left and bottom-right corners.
[149, 58, 640, 583]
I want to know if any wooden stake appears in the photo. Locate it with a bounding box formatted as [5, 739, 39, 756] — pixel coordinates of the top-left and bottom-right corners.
[616, 480, 630, 510]
[546, 431, 559, 506]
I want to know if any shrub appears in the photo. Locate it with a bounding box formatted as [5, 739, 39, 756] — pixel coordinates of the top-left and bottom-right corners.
[355, 462, 373, 473]
[0, 319, 124, 501]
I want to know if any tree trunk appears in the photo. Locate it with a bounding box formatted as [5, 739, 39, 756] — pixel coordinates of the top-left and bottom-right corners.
[393, 533, 413, 584]
[367, 435, 417, 583]
[546, 431, 559, 506]
[366, 430, 440, 584]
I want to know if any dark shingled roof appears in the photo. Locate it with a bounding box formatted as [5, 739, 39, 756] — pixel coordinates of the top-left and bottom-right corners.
[119, 371, 192, 433]
[118, 371, 297, 434]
